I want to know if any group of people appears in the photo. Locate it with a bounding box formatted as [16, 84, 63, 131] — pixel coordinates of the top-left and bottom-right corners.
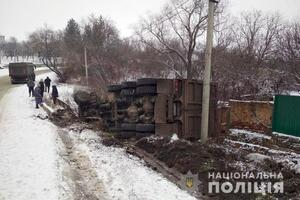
[27, 76, 59, 109]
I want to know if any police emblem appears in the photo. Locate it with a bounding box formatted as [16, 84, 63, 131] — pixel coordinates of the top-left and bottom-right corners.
[180, 170, 201, 194]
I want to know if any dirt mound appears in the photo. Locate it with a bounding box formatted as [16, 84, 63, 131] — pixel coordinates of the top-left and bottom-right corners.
[135, 134, 300, 199]
[50, 109, 79, 127]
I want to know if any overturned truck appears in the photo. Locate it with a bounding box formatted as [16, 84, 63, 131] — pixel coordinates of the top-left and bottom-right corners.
[74, 78, 219, 140]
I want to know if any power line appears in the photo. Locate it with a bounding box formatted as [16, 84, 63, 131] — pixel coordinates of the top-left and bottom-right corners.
[152, 0, 191, 25]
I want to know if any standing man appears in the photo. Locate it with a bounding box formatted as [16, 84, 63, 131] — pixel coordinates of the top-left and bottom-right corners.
[33, 86, 42, 109]
[27, 78, 35, 97]
[44, 77, 52, 93]
[39, 79, 45, 97]
[51, 85, 59, 105]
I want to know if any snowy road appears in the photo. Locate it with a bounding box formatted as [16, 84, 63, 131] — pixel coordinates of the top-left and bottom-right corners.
[0, 84, 67, 199]
[0, 68, 50, 101]
[0, 70, 197, 200]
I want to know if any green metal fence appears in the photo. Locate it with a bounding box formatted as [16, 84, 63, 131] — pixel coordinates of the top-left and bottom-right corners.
[272, 95, 300, 137]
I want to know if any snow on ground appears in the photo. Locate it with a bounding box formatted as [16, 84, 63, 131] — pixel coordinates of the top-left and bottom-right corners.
[245, 153, 271, 162]
[273, 132, 300, 141]
[230, 129, 272, 140]
[282, 90, 300, 96]
[43, 73, 87, 113]
[294, 160, 300, 174]
[71, 129, 197, 200]
[170, 133, 179, 143]
[0, 68, 8, 77]
[57, 83, 88, 113]
[43, 76, 197, 199]
[0, 78, 69, 200]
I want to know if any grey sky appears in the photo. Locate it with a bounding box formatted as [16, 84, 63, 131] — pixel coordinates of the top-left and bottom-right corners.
[0, 0, 299, 41]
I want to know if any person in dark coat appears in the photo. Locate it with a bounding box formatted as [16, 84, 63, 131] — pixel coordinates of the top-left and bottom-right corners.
[39, 79, 45, 97]
[44, 77, 51, 93]
[51, 85, 59, 105]
[27, 78, 35, 97]
[34, 86, 42, 109]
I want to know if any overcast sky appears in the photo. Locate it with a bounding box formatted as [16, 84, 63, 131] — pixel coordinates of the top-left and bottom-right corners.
[0, 0, 299, 41]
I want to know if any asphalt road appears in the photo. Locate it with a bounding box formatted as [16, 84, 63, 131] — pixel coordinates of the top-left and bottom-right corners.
[0, 69, 51, 101]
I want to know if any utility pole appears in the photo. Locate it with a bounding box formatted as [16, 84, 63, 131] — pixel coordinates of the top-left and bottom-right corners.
[84, 47, 88, 86]
[201, 0, 218, 143]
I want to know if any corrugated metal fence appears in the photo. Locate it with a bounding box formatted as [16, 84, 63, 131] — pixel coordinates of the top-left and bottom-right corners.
[272, 95, 300, 137]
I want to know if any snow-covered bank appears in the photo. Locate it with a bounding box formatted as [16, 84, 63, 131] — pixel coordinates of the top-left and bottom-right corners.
[70, 129, 197, 200]
[0, 68, 8, 78]
[43, 72, 87, 113]
[0, 83, 68, 199]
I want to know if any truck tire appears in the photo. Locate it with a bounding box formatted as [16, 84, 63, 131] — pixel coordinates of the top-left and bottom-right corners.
[137, 78, 158, 86]
[118, 131, 136, 139]
[116, 99, 130, 108]
[122, 81, 137, 89]
[108, 127, 121, 132]
[136, 132, 154, 139]
[136, 124, 155, 132]
[107, 84, 122, 92]
[74, 91, 91, 104]
[120, 88, 136, 97]
[121, 123, 136, 131]
[99, 103, 111, 111]
[106, 121, 115, 128]
[136, 86, 156, 95]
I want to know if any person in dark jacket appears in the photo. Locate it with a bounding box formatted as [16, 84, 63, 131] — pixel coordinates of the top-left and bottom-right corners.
[27, 78, 35, 97]
[44, 77, 51, 93]
[39, 79, 45, 97]
[51, 85, 59, 105]
[34, 86, 42, 108]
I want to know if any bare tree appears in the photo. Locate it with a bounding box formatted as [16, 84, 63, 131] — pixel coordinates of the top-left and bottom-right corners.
[277, 21, 300, 85]
[136, 0, 225, 79]
[234, 10, 282, 65]
[28, 26, 64, 80]
[3, 37, 18, 60]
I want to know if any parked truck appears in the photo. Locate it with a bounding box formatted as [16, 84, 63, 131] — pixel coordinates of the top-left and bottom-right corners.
[8, 62, 36, 84]
[74, 78, 219, 140]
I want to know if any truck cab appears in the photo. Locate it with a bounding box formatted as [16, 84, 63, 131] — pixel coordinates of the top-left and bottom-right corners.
[8, 62, 36, 84]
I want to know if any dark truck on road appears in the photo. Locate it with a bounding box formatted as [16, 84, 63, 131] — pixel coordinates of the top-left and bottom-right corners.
[9, 62, 36, 84]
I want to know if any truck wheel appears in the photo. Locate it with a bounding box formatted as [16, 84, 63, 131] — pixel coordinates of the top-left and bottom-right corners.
[118, 131, 136, 139]
[116, 99, 130, 108]
[107, 84, 122, 92]
[99, 103, 111, 111]
[136, 124, 155, 132]
[106, 121, 115, 128]
[120, 88, 136, 97]
[136, 86, 156, 95]
[122, 81, 137, 89]
[121, 123, 136, 131]
[108, 127, 121, 132]
[136, 132, 154, 139]
[137, 78, 158, 86]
